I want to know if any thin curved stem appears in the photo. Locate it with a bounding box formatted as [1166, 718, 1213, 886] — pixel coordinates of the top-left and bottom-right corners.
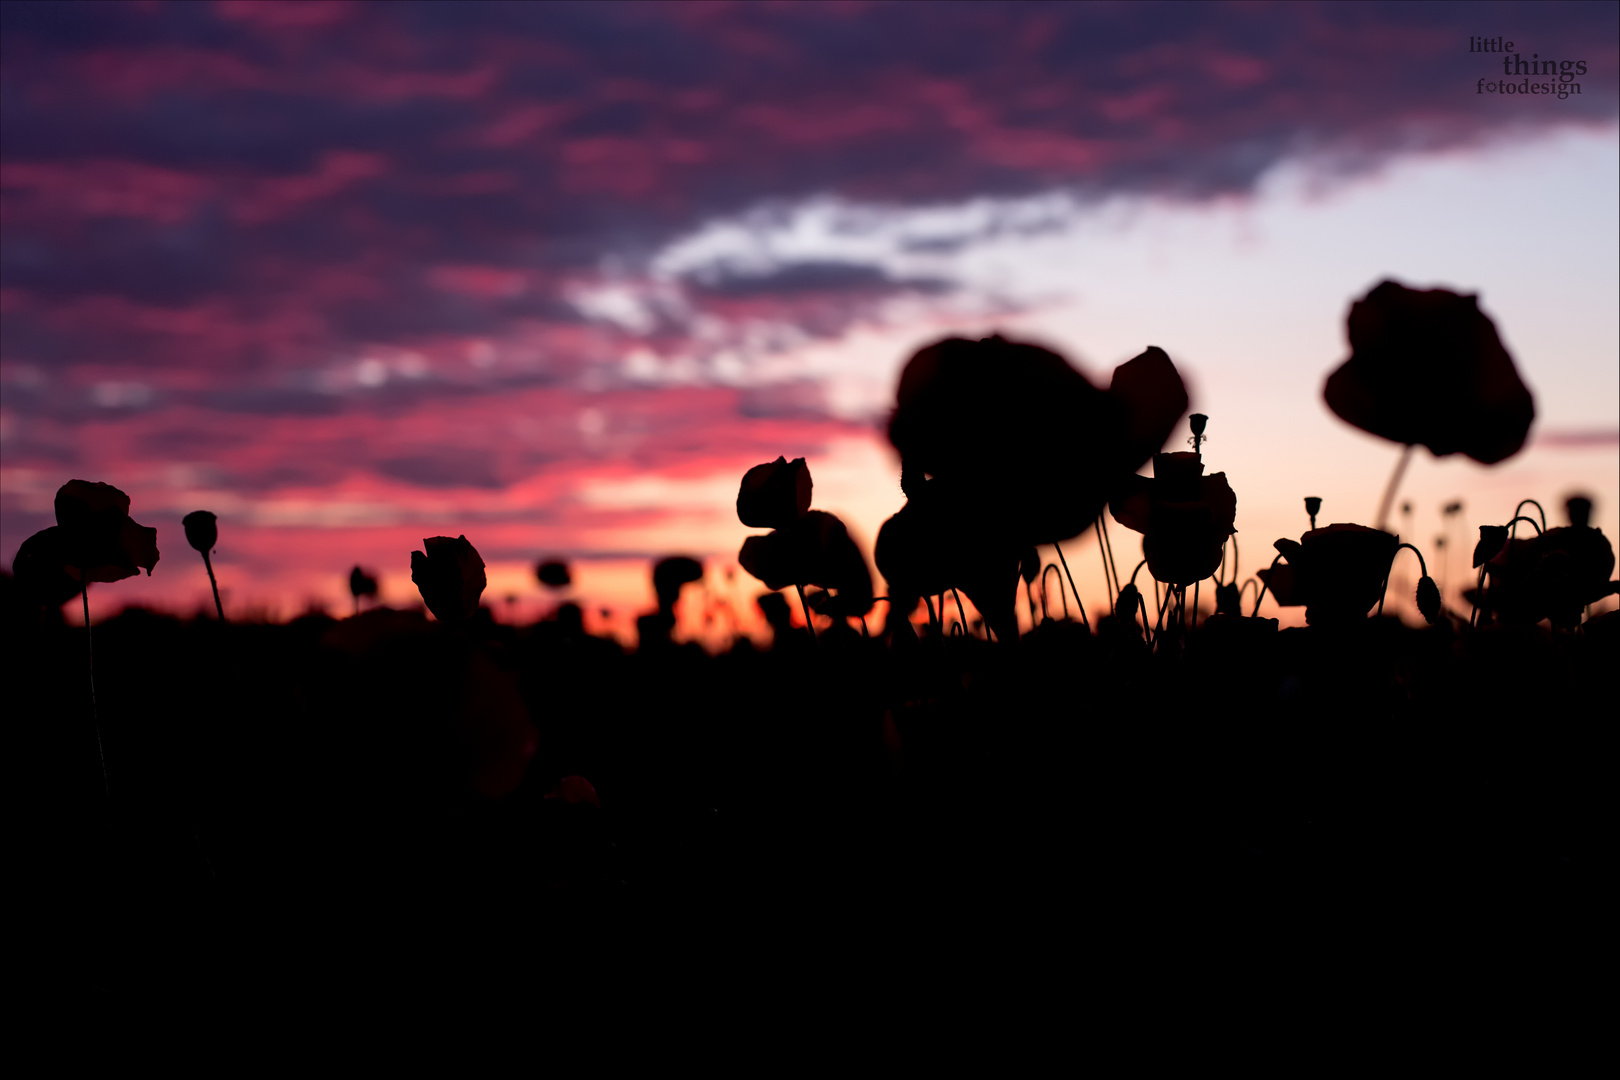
[1379, 541, 1431, 618]
[1052, 542, 1089, 629]
[1514, 499, 1547, 532]
[1095, 519, 1116, 606]
[1128, 559, 1149, 590]
[950, 588, 974, 640]
[1227, 534, 1239, 586]
[1238, 578, 1259, 611]
[794, 583, 817, 643]
[1041, 563, 1069, 621]
[1193, 579, 1201, 631]
[1506, 515, 1543, 539]
[1376, 444, 1415, 531]
[202, 551, 225, 623]
[81, 582, 108, 799]
[923, 593, 939, 632]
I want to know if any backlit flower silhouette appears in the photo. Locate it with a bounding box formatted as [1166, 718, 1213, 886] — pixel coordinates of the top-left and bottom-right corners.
[52, 480, 160, 584]
[736, 458, 875, 625]
[1109, 452, 1237, 587]
[1259, 524, 1398, 626]
[411, 535, 486, 622]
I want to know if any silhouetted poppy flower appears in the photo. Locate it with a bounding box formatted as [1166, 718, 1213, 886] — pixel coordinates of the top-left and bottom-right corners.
[737, 456, 813, 530]
[12, 528, 85, 608]
[182, 511, 217, 553]
[1480, 523, 1617, 627]
[1215, 581, 1242, 617]
[1261, 524, 1399, 626]
[536, 560, 572, 588]
[52, 480, 160, 583]
[1115, 582, 1144, 624]
[1109, 453, 1238, 586]
[874, 477, 1019, 640]
[887, 335, 1187, 545]
[652, 556, 704, 614]
[1323, 280, 1534, 464]
[410, 535, 486, 622]
[740, 510, 875, 617]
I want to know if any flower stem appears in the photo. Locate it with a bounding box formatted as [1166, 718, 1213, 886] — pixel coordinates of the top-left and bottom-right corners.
[1052, 542, 1089, 630]
[81, 583, 108, 799]
[1513, 499, 1547, 532]
[1041, 564, 1069, 621]
[951, 589, 973, 639]
[1376, 444, 1415, 531]
[1252, 554, 1285, 617]
[794, 584, 817, 643]
[202, 551, 225, 623]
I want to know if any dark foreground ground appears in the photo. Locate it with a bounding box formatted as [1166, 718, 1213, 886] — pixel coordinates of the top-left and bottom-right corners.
[11, 599, 1612, 1031]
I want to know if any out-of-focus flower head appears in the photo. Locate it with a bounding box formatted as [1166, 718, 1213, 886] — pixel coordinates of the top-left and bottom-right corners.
[652, 556, 704, 615]
[741, 511, 874, 618]
[52, 480, 160, 583]
[1259, 524, 1398, 626]
[874, 477, 1019, 640]
[536, 559, 572, 588]
[887, 335, 1187, 546]
[1324, 280, 1534, 464]
[410, 535, 486, 622]
[1109, 453, 1238, 586]
[737, 456, 813, 530]
[182, 511, 218, 554]
[349, 566, 379, 601]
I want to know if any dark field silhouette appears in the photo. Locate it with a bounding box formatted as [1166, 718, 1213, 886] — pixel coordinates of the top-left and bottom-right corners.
[8, 279, 1614, 1017]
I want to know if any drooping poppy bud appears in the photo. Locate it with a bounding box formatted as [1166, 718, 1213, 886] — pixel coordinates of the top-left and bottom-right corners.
[1473, 525, 1509, 568]
[53, 480, 160, 583]
[536, 559, 572, 588]
[737, 456, 813, 529]
[1415, 576, 1442, 624]
[182, 511, 218, 554]
[349, 566, 379, 600]
[1114, 582, 1142, 624]
[653, 556, 704, 614]
[410, 535, 487, 622]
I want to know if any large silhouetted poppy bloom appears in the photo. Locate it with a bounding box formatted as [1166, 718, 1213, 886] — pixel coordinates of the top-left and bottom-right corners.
[12, 528, 85, 608]
[1109, 452, 1237, 586]
[411, 536, 486, 622]
[1478, 525, 1617, 627]
[874, 476, 1020, 640]
[1259, 524, 1398, 626]
[1324, 281, 1534, 465]
[888, 335, 1187, 545]
[737, 457, 813, 530]
[52, 480, 160, 583]
[652, 556, 704, 614]
[740, 510, 874, 617]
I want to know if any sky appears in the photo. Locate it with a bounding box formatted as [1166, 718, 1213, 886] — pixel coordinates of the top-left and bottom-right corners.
[2, 1, 1616, 639]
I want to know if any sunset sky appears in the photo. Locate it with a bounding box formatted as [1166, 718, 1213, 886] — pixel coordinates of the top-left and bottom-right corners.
[3, 1, 1616, 639]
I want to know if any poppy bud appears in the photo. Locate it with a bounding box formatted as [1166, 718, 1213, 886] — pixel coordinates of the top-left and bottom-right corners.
[182, 510, 218, 554]
[1019, 547, 1041, 585]
[1215, 581, 1241, 616]
[1473, 525, 1508, 568]
[536, 559, 571, 588]
[349, 566, 378, 600]
[1566, 496, 1592, 529]
[1188, 413, 1208, 436]
[737, 456, 812, 529]
[1415, 576, 1441, 624]
[1115, 583, 1142, 624]
[410, 535, 486, 622]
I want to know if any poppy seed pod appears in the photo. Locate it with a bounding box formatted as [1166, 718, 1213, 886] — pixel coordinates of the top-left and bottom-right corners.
[53, 479, 160, 583]
[1189, 413, 1208, 436]
[1324, 280, 1534, 464]
[1415, 576, 1442, 624]
[182, 510, 218, 554]
[737, 457, 813, 530]
[1566, 496, 1592, 529]
[536, 560, 571, 588]
[1304, 496, 1322, 519]
[410, 535, 486, 622]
